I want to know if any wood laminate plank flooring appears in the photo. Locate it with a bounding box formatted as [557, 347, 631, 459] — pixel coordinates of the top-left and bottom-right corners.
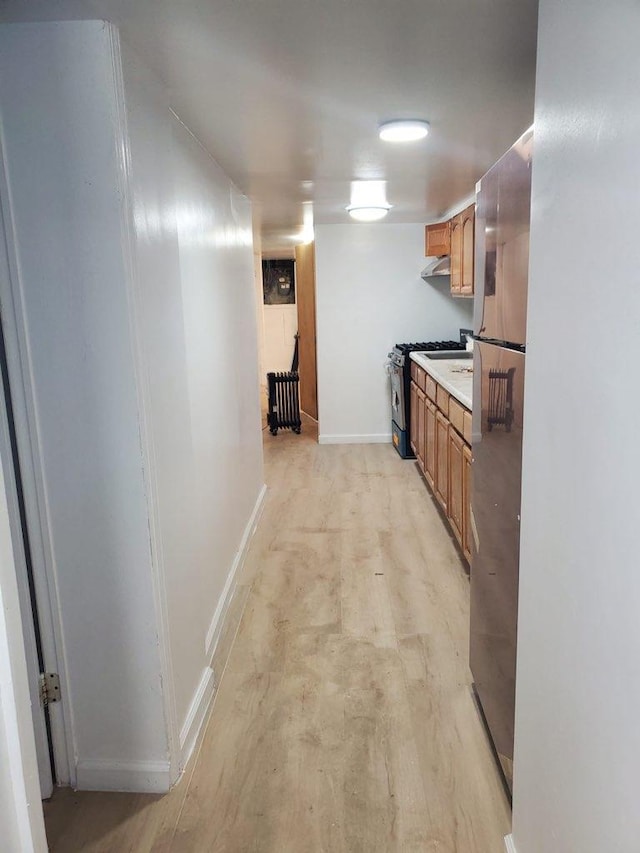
[43, 418, 510, 851]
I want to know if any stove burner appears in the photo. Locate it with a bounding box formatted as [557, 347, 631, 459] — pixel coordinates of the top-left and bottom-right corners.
[395, 339, 466, 354]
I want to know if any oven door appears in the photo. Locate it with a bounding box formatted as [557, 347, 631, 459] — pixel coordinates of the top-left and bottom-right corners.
[390, 362, 405, 429]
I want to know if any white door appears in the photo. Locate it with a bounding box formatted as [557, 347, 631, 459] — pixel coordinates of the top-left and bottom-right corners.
[0, 317, 53, 798]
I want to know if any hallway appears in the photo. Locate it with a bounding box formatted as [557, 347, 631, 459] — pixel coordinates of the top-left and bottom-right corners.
[43, 423, 510, 851]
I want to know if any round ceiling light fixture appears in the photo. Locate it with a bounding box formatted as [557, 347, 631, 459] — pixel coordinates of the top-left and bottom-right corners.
[346, 204, 392, 222]
[378, 119, 430, 142]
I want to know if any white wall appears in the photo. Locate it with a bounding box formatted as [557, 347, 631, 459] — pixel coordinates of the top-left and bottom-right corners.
[512, 2, 640, 851]
[0, 22, 169, 788]
[168, 114, 264, 747]
[263, 305, 298, 374]
[315, 223, 473, 443]
[0, 20, 265, 795]
[121, 34, 265, 763]
[253, 235, 267, 393]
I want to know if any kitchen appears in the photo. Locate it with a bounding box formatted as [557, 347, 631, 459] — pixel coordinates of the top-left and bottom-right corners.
[0, 2, 639, 853]
[382, 127, 531, 802]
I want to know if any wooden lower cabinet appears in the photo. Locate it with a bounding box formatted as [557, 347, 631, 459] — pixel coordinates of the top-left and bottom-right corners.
[448, 427, 464, 546]
[410, 365, 472, 566]
[410, 381, 418, 456]
[416, 387, 426, 468]
[462, 444, 473, 562]
[424, 397, 436, 488]
[434, 410, 449, 512]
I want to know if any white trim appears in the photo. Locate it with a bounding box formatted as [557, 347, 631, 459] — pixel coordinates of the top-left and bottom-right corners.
[205, 484, 267, 659]
[0, 94, 73, 786]
[178, 666, 215, 766]
[0, 336, 52, 798]
[75, 759, 171, 793]
[318, 433, 392, 445]
[0, 153, 52, 799]
[504, 834, 518, 853]
[175, 484, 267, 769]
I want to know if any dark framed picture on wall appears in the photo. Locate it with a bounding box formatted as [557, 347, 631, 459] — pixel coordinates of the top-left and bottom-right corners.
[262, 259, 296, 305]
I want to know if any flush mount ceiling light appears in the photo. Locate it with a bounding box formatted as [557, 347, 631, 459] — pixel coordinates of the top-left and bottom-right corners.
[347, 180, 392, 221]
[346, 205, 391, 222]
[378, 119, 430, 142]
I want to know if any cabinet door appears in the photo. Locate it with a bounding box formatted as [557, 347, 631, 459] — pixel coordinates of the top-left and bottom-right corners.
[410, 381, 418, 456]
[462, 443, 472, 564]
[416, 388, 426, 470]
[425, 221, 451, 256]
[425, 397, 436, 488]
[450, 213, 462, 294]
[435, 410, 449, 511]
[425, 374, 437, 403]
[461, 204, 475, 296]
[448, 427, 464, 546]
[418, 391, 427, 472]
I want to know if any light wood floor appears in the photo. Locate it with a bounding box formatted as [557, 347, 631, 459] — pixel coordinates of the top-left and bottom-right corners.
[43, 418, 511, 851]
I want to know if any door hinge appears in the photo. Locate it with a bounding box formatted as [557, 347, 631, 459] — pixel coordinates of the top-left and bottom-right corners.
[39, 672, 61, 707]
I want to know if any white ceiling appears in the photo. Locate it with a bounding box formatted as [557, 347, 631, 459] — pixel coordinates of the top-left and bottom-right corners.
[0, 0, 539, 252]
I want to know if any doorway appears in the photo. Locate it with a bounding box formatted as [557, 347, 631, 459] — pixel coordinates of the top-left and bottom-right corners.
[258, 246, 318, 427]
[294, 242, 318, 422]
[0, 159, 67, 799]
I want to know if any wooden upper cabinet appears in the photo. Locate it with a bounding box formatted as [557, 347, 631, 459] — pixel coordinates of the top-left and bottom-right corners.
[425, 220, 451, 257]
[426, 204, 475, 297]
[449, 203, 475, 298]
[460, 204, 475, 296]
[450, 214, 462, 295]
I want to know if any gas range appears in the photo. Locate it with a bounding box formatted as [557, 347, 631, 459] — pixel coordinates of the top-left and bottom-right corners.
[388, 332, 471, 458]
[389, 339, 466, 367]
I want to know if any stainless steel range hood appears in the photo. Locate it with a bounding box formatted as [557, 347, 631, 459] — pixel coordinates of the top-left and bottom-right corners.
[421, 255, 450, 279]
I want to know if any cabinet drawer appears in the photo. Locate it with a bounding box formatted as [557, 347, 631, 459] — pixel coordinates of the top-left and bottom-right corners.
[436, 384, 449, 416]
[463, 410, 472, 444]
[449, 397, 465, 436]
[416, 366, 427, 392]
[425, 374, 437, 402]
[410, 362, 418, 384]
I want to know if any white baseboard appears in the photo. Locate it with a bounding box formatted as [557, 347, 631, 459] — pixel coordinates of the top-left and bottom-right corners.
[504, 835, 517, 853]
[204, 483, 267, 659]
[175, 484, 267, 769]
[178, 665, 215, 766]
[318, 433, 392, 445]
[75, 758, 171, 793]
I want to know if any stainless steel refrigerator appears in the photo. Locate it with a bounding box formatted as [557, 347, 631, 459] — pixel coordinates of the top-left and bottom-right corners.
[470, 127, 533, 793]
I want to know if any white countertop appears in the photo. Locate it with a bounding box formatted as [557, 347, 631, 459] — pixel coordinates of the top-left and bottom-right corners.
[410, 352, 473, 410]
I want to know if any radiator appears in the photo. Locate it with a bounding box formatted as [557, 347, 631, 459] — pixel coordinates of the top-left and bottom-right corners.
[267, 372, 302, 435]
